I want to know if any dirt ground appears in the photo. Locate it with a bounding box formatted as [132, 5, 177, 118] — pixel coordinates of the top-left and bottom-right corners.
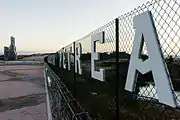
[0, 58, 47, 120]
[20, 55, 46, 62]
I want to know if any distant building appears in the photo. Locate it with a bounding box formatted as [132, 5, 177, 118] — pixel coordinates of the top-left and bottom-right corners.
[4, 46, 9, 60]
[4, 36, 17, 61]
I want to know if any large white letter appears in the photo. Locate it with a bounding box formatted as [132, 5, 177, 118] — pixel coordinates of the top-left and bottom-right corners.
[75, 43, 82, 74]
[59, 51, 62, 67]
[91, 32, 105, 81]
[63, 49, 66, 69]
[67, 46, 72, 70]
[125, 11, 176, 107]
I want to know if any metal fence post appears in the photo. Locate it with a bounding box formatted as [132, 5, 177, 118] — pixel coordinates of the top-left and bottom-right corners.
[115, 18, 120, 120]
[61, 48, 64, 82]
[73, 42, 77, 96]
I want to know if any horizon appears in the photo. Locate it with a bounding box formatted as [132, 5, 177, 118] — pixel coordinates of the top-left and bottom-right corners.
[0, 50, 55, 55]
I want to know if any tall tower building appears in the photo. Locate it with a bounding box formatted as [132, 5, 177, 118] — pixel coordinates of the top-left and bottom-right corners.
[8, 36, 17, 60]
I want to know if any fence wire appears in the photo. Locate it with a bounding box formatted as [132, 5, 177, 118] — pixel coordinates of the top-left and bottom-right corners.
[44, 0, 180, 119]
[44, 63, 92, 120]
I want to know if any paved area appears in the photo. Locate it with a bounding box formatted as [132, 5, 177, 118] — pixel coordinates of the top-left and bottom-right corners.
[0, 73, 11, 81]
[0, 103, 47, 120]
[0, 81, 44, 99]
[0, 62, 47, 120]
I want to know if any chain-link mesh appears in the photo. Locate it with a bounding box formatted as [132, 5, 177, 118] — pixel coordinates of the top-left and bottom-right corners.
[118, 0, 180, 101]
[44, 0, 180, 119]
[117, 0, 180, 119]
[44, 62, 92, 120]
[73, 20, 117, 120]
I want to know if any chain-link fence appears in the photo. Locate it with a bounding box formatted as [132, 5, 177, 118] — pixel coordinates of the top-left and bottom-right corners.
[44, 62, 92, 120]
[44, 0, 180, 119]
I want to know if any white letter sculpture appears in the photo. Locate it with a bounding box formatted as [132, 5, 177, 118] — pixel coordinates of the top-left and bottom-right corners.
[125, 11, 176, 107]
[63, 49, 66, 69]
[91, 32, 105, 81]
[67, 46, 72, 70]
[59, 50, 63, 67]
[75, 43, 82, 74]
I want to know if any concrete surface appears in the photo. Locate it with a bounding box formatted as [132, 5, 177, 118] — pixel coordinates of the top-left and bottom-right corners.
[0, 61, 47, 120]
[0, 73, 11, 81]
[0, 65, 43, 71]
[0, 81, 44, 99]
[0, 103, 47, 120]
[5, 61, 42, 65]
[11, 69, 44, 77]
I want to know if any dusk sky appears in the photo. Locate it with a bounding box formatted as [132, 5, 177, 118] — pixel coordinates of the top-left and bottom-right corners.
[0, 0, 168, 53]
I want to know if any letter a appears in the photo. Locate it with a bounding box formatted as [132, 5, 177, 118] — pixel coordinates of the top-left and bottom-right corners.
[125, 11, 176, 107]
